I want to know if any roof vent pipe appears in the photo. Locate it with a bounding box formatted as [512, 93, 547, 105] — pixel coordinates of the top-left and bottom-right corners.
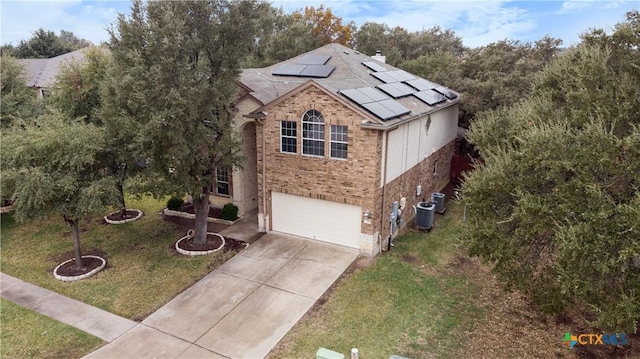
[372, 51, 386, 64]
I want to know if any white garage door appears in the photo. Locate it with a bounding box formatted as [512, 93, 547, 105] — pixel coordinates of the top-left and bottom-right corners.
[271, 192, 362, 249]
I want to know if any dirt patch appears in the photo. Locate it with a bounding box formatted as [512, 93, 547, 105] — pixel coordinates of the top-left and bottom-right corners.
[401, 253, 420, 264]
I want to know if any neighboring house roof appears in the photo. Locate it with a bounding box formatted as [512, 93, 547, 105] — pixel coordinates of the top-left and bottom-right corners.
[240, 43, 460, 129]
[17, 48, 90, 88]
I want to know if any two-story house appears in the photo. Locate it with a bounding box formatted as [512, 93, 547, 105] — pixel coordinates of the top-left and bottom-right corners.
[214, 43, 459, 256]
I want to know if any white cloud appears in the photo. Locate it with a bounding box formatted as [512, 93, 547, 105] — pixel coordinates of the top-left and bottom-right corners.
[0, 0, 128, 46]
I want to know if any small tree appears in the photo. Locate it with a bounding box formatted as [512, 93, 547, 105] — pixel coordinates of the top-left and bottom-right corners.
[1, 111, 117, 268]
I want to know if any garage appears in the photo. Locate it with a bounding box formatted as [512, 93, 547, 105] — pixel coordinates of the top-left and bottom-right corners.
[271, 192, 362, 249]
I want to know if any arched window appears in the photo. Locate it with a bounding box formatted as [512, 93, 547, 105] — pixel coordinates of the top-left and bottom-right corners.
[302, 109, 325, 156]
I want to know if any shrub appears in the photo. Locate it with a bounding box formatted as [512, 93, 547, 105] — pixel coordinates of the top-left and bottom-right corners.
[166, 196, 184, 210]
[222, 203, 238, 221]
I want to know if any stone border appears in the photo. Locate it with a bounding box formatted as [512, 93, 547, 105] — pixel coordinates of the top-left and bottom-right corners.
[104, 209, 144, 224]
[53, 255, 107, 282]
[163, 208, 239, 225]
[175, 232, 226, 256]
[0, 204, 14, 214]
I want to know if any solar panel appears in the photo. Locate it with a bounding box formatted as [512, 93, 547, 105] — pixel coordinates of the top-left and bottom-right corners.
[405, 79, 438, 91]
[362, 102, 396, 120]
[300, 65, 335, 78]
[433, 86, 458, 99]
[362, 61, 387, 72]
[414, 90, 447, 106]
[377, 83, 416, 98]
[298, 54, 331, 65]
[385, 70, 415, 82]
[378, 99, 411, 117]
[358, 87, 389, 102]
[371, 72, 398, 83]
[272, 64, 307, 76]
[340, 88, 375, 105]
[340, 87, 410, 120]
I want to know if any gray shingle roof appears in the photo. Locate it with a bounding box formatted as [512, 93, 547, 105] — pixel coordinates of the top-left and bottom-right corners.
[17, 48, 89, 88]
[240, 43, 459, 126]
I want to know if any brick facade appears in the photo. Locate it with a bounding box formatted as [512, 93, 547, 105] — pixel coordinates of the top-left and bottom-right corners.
[256, 85, 383, 238]
[379, 140, 455, 248]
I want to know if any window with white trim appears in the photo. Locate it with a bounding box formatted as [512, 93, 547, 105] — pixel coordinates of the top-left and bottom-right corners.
[302, 109, 325, 156]
[281, 121, 297, 153]
[216, 168, 230, 196]
[330, 125, 348, 159]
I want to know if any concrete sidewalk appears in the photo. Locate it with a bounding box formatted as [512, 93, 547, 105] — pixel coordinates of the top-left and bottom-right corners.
[0, 272, 137, 342]
[85, 233, 359, 358]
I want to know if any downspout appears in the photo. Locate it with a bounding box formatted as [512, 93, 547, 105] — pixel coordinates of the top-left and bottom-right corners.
[380, 129, 390, 252]
[257, 118, 267, 231]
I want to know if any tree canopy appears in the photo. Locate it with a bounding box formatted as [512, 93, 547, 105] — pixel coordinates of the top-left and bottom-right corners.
[51, 47, 110, 125]
[461, 11, 640, 333]
[5, 28, 92, 59]
[0, 56, 40, 126]
[103, 0, 266, 244]
[1, 111, 117, 267]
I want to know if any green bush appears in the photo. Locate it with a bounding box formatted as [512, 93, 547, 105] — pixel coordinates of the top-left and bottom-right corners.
[221, 203, 238, 221]
[166, 196, 184, 210]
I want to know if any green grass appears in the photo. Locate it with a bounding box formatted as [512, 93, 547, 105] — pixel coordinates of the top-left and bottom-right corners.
[0, 196, 236, 320]
[269, 201, 482, 359]
[0, 298, 105, 359]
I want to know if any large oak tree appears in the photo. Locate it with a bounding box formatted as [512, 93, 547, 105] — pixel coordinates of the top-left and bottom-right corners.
[103, 0, 267, 244]
[462, 12, 640, 332]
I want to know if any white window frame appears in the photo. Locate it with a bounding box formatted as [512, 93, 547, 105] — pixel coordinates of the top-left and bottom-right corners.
[215, 167, 230, 197]
[302, 109, 325, 157]
[330, 125, 348, 160]
[280, 121, 297, 154]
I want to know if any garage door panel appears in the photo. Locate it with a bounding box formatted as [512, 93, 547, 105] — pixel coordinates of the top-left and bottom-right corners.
[271, 192, 361, 249]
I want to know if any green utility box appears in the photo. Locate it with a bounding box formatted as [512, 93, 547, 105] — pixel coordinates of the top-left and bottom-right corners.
[316, 347, 345, 359]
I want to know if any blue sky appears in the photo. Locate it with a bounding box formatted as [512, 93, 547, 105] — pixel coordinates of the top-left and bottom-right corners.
[1, 1, 637, 49]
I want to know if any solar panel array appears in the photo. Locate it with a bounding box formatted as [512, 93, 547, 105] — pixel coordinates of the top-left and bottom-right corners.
[355, 60, 457, 115]
[272, 55, 335, 78]
[339, 87, 410, 121]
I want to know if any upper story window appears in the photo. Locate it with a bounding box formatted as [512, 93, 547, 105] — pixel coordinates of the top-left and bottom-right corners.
[281, 121, 297, 153]
[330, 125, 348, 159]
[302, 109, 325, 156]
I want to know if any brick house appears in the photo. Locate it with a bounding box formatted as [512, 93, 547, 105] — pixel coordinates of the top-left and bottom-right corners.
[213, 43, 459, 255]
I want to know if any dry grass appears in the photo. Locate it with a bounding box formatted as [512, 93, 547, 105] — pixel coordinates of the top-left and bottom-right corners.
[269, 201, 639, 358]
[0, 298, 104, 359]
[0, 195, 237, 320]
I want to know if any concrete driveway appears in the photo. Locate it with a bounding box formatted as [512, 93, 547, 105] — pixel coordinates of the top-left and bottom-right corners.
[85, 232, 359, 359]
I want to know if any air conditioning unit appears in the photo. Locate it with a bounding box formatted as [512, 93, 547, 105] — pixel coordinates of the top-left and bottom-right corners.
[415, 201, 435, 230]
[431, 192, 446, 213]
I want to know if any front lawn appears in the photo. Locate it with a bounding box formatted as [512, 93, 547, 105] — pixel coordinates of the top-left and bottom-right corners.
[269, 200, 577, 359]
[0, 196, 236, 320]
[0, 298, 105, 359]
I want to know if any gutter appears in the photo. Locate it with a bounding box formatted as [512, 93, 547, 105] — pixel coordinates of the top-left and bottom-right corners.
[359, 100, 459, 131]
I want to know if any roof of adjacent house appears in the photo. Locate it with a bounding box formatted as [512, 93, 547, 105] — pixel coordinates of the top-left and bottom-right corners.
[240, 43, 459, 128]
[17, 48, 90, 88]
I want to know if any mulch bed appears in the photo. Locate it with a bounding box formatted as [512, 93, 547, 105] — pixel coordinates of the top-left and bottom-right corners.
[179, 204, 223, 219]
[105, 209, 141, 222]
[177, 233, 224, 251]
[54, 256, 104, 277]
